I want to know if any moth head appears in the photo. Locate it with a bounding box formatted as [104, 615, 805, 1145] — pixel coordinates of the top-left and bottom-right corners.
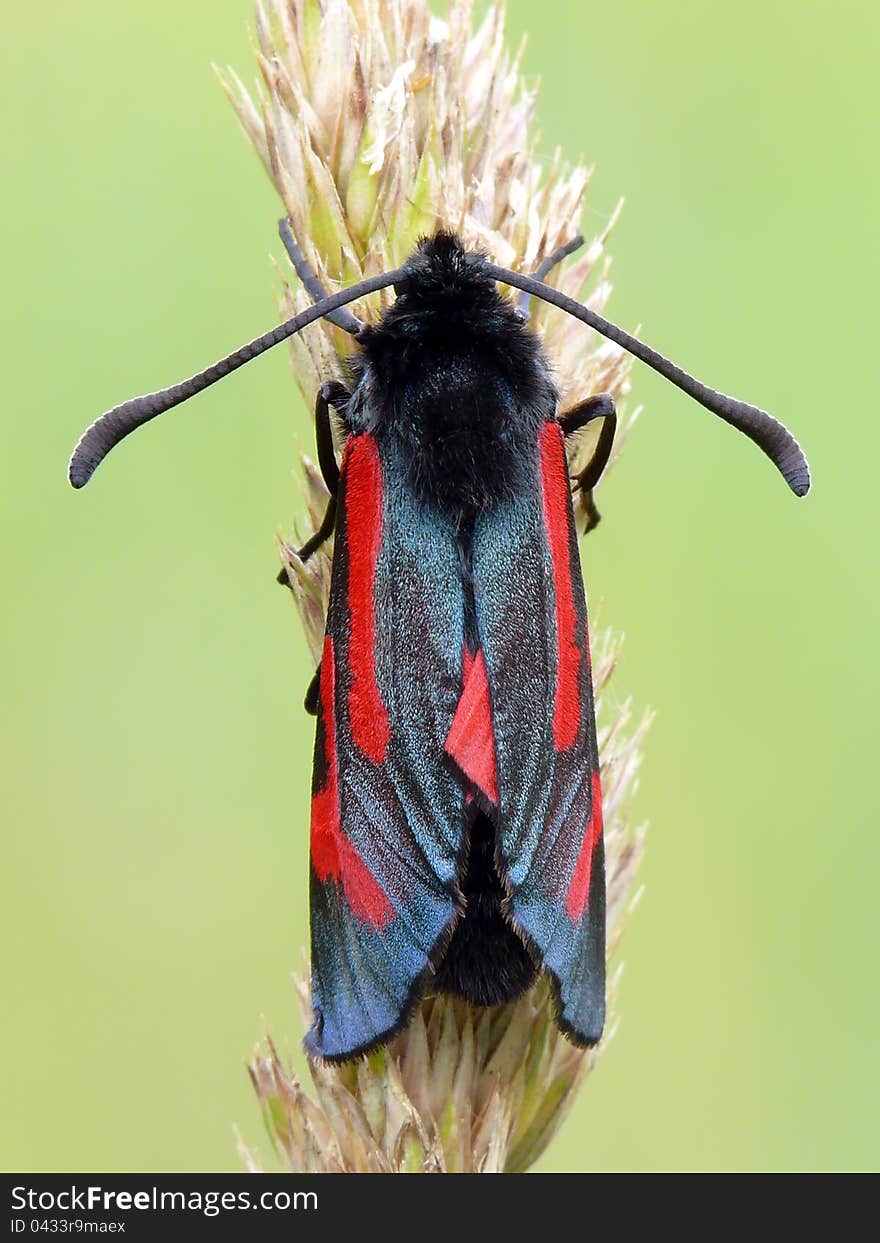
[393, 232, 497, 309]
[69, 228, 810, 498]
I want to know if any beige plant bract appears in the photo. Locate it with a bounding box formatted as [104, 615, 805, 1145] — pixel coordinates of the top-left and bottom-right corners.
[223, 0, 650, 1172]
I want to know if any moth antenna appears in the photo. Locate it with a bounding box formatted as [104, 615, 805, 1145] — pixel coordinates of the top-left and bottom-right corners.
[516, 234, 585, 318]
[68, 268, 406, 488]
[278, 218, 363, 336]
[490, 264, 811, 497]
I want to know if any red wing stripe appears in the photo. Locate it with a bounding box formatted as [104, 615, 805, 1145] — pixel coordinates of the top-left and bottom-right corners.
[566, 770, 603, 921]
[445, 647, 498, 807]
[311, 636, 394, 929]
[343, 435, 391, 764]
[539, 422, 582, 752]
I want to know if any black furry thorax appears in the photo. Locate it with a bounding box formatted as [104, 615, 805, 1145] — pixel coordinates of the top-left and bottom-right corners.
[347, 233, 558, 515]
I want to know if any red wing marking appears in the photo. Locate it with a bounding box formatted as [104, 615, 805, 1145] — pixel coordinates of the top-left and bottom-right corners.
[565, 770, 603, 922]
[445, 647, 498, 807]
[343, 435, 391, 764]
[539, 422, 582, 752]
[311, 636, 394, 929]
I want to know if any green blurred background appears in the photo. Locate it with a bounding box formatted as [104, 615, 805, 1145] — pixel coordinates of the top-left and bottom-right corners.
[2, 0, 877, 1172]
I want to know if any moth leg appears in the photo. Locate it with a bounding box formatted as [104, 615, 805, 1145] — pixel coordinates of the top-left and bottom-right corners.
[559, 394, 617, 533]
[277, 382, 350, 584]
[294, 496, 337, 565]
[516, 234, 585, 320]
[313, 380, 351, 497]
[304, 664, 321, 716]
[560, 392, 615, 440]
[278, 218, 364, 337]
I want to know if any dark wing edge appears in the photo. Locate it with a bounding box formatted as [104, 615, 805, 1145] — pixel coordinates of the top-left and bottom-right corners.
[306, 432, 468, 1061]
[473, 421, 606, 1046]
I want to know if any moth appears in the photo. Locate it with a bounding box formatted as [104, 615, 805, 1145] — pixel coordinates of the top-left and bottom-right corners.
[70, 223, 810, 1061]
